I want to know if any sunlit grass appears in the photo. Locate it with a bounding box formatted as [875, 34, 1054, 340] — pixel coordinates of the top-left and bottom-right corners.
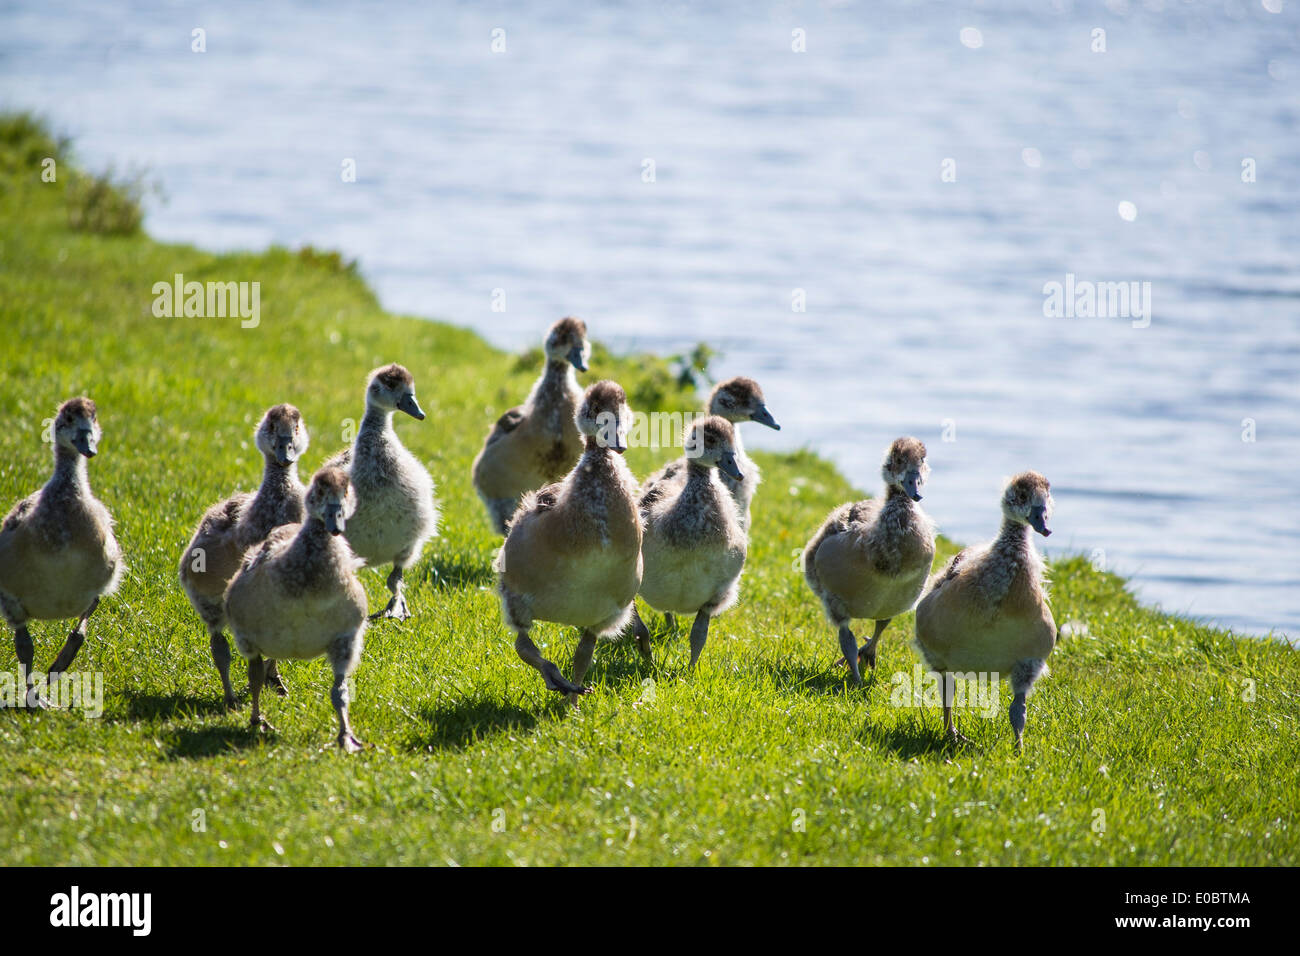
[1, 114, 1296, 865]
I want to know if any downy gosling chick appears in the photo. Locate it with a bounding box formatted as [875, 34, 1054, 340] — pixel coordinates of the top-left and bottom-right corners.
[803, 437, 936, 685]
[325, 364, 439, 620]
[636, 416, 747, 668]
[472, 316, 590, 534]
[0, 398, 122, 703]
[179, 404, 309, 708]
[914, 471, 1057, 749]
[496, 380, 642, 701]
[705, 376, 780, 531]
[225, 467, 368, 751]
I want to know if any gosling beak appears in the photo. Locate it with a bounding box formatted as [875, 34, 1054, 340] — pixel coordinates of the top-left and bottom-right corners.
[73, 429, 98, 458]
[719, 452, 744, 482]
[1029, 506, 1051, 537]
[903, 474, 922, 502]
[397, 393, 426, 420]
[324, 507, 346, 536]
[567, 347, 588, 373]
[275, 440, 298, 466]
[750, 405, 780, 430]
[613, 433, 628, 455]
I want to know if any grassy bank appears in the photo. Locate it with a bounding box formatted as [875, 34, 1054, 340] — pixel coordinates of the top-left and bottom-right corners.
[1, 114, 1296, 865]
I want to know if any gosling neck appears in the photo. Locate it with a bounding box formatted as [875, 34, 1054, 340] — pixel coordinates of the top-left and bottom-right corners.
[257, 456, 300, 497]
[50, 444, 90, 495]
[542, 358, 576, 386]
[995, 517, 1033, 552]
[360, 402, 395, 436]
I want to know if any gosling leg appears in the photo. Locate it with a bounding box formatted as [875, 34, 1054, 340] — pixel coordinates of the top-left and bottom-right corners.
[515, 630, 589, 697]
[571, 629, 598, 705]
[247, 655, 275, 733]
[1009, 657, 1046, 752]
[264, 659, 288, 697]
[1009, 692, 1028, 753]
[629, 607, 653, 662]
[331, 670, 363, 753]
[14, 623, 46, 709]
[942, 672, 972, 746]
[837, 624, 862, 686]
[858, 618, 890, 670]
[374, 565, 410, 620]
[663, 612, 677, 631]
[688, 611, 711, 669]
[48, 597, 97, 682]
[209, 631, 239, 709]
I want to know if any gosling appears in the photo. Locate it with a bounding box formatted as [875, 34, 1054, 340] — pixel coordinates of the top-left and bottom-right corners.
[324, 364, 439, 620]
[225, 467, 368, 751]
[0, 398, 122, 704]
[803, 437, 936, 685]
[914, 471, 1057, 750]
[636, 416, 747, 668]
[472, 316, 590, 534]
[704, 376, 780, 531]
[496, 381, 642, 702]
[179, 404, 309, 708]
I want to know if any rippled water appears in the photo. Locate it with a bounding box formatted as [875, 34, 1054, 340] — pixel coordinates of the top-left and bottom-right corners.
[2, 0, 1297, 637]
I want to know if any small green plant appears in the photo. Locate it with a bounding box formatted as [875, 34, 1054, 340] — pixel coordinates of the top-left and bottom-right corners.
[66, 166, 150, 236]
[0, 111, 70, 171]
[295, 245, 357, 275]
[671, 342, 717, 391]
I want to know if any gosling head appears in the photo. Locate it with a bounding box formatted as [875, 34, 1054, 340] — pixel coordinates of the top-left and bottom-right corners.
[255, 404, 309, 467]
[683, 415, 743, 481]
[545, 316, 590, 373]
[1002, 470, 1053, 537]
[54, 397, 101, 458]
[366, 363, 425, 420]
[576, 380, 631, 454]
[306, 466, 357, 536]
[708, 376, 779, 430]
[882, 437, 929, 502]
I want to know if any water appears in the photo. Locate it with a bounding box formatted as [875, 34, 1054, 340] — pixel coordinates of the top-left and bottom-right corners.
[2, 0, 1297, 638]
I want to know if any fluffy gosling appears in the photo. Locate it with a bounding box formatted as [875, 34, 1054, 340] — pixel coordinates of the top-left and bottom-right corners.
[324, 364, 439, 620]
[803, 437, 936, 684]
[472, 317, 590, 534]
[0, 398, 122, 704]
[914, 471, 1057, 749]
[636, 416, 747, 668]
[496, 381, 642, 702]
[704, 376, 780, 531]
[179, 404, 309, 708]
[225, 467, 368, 751]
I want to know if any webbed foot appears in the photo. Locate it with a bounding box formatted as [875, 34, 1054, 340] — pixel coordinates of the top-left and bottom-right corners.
[541, 662, 588, 697]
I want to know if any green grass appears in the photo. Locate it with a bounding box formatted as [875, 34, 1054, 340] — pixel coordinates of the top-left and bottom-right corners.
[1, 113, 1296, 866]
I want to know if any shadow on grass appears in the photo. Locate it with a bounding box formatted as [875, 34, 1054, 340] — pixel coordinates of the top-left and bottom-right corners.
[858, 714, 955, 761]
[750, 659, 872, 698]
[418, 550, 496, 591]
[113, 691, 265, 759]
[121, 691, 232, 722]
[163, 724, 265, 760]
[404, 696, 541, 752]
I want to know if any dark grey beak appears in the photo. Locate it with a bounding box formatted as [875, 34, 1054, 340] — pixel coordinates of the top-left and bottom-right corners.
[1029, 505, 1051, 537]
[397, 393, 426, 420]
[567, 346, 588, 373]
[275, 439, 298, 466]
[612, 433, 628, 455]
[719, 451, 744, 481]
[324, 506, 346, 536]
[73, 429, 97, 458]
[750, 405, 780, 430]
[903, 474, 922, 502]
